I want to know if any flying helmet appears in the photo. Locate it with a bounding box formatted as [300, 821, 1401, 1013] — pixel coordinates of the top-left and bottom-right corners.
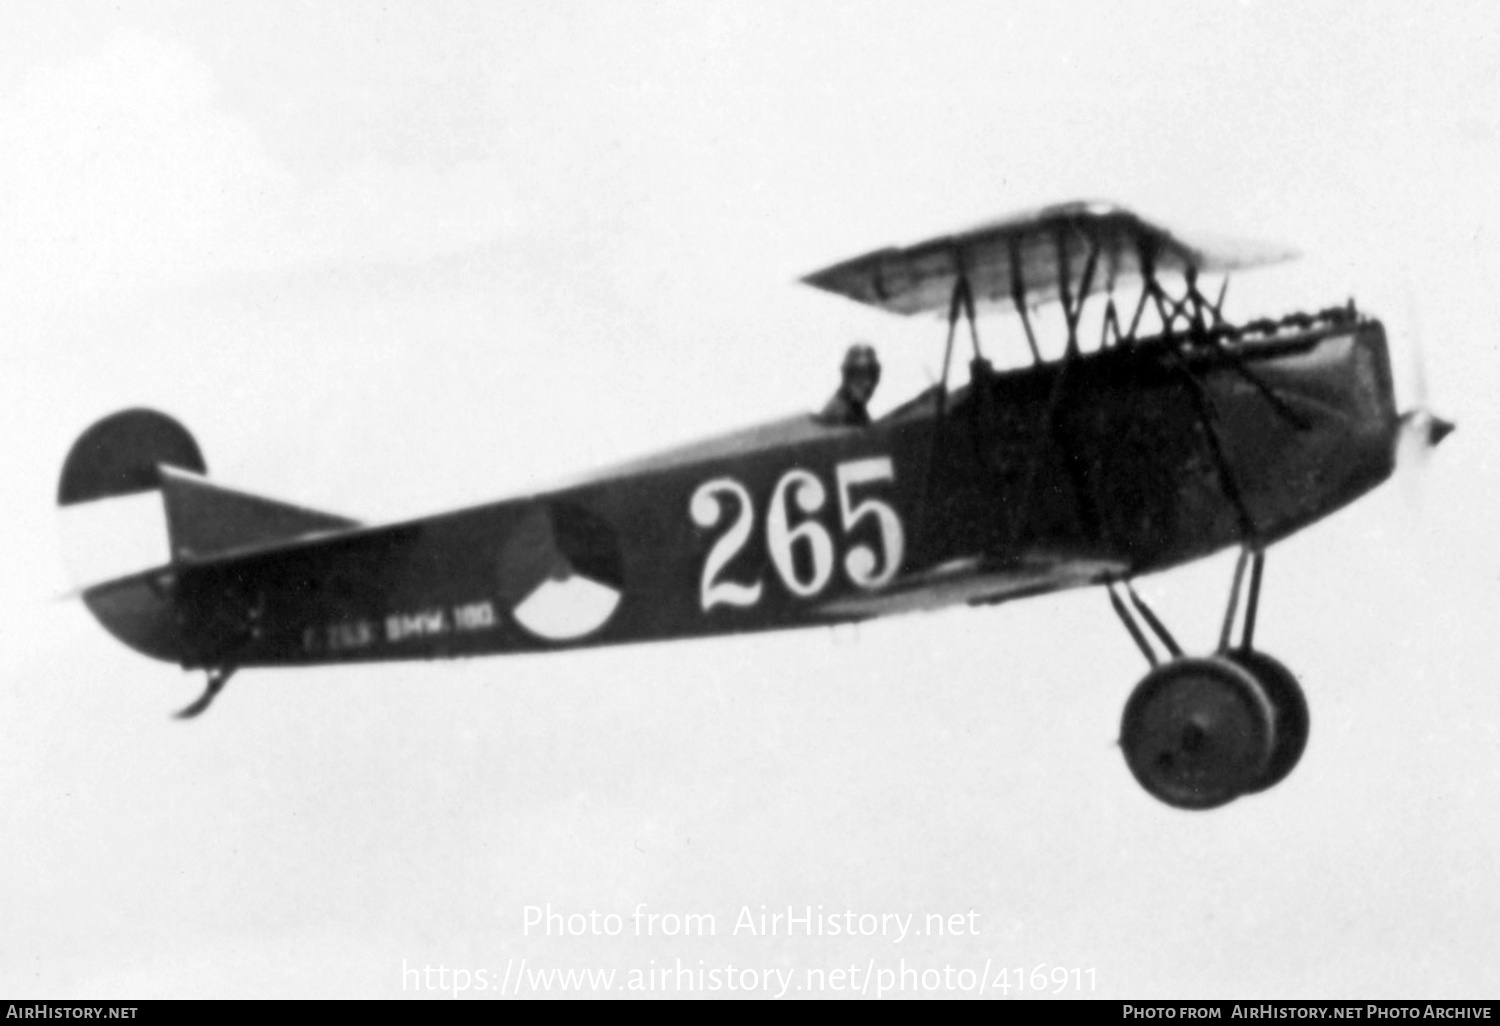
[842, 343, 880, 377]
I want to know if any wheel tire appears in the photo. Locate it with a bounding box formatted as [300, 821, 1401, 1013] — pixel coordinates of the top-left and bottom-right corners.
[1223, 649, 1309, 794]
[1120, 656, 1276, 810]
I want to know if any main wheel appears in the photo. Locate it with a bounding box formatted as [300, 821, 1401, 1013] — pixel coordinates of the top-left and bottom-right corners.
[1120, 656, 1276, 810]
[1222, 649, 1309, 794]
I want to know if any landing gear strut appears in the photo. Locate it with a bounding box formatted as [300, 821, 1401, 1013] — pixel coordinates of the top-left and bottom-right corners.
[1108, 550, 1309, 809]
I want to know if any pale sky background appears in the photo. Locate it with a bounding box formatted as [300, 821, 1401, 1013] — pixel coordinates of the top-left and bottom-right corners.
[2, 0, 1498, 999]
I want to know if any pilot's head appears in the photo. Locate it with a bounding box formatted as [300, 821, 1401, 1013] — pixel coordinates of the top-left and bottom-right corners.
[840, 343, 881, 406]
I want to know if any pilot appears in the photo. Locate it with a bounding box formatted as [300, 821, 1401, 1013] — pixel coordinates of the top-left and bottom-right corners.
[817, 343, 881, 427]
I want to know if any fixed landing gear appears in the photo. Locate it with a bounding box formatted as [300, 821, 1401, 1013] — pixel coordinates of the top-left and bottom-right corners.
[1219, 647, 1308, 794]
[1120, 656, 1274, 809]
[1108, 551, 1310, 810]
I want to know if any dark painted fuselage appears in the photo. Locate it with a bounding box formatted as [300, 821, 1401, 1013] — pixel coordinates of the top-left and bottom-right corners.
[86, 317, 1399, 671]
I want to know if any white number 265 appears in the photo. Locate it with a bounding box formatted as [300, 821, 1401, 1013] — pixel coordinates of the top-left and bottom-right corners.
[689, 457, 905, 611]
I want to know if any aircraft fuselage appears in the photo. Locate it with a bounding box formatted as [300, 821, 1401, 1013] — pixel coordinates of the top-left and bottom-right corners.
[85, 317, 1398, 671]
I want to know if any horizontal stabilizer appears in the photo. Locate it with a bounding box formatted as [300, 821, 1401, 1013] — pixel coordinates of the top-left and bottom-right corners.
[158, 466, 359, 562]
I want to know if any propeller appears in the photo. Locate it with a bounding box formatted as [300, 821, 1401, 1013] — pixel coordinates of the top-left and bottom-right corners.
[1394, 285, 1454, 476]
[1397, 408, 1456, 463]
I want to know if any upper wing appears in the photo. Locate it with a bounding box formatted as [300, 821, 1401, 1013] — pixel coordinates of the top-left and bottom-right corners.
[800, 200, 1297, 317]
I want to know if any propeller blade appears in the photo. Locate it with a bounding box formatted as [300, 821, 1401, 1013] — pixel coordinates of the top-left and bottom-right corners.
[1394, 280, 1452, 478]
[1425, 415, 1456, 448]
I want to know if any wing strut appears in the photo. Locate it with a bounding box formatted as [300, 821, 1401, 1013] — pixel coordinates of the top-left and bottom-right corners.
[1001, 231, 1104, 553]
[914, 268, 985, 556]
[1057, 225, 1100, 356]
[1008, 239, 1042, 363]
[931, 267, 980, 429]
[935, 270, 981, 418]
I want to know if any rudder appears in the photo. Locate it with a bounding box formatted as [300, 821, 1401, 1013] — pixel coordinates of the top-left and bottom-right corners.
[58, 408, 206, 507]
[59, 409, 205, 588]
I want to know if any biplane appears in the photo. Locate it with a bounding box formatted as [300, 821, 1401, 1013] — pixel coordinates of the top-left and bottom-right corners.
[58, 201, 1452, 810]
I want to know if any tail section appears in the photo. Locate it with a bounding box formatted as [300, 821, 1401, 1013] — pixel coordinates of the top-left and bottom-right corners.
[59, 408, 359, 663]
[156, 465, 358, 561]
